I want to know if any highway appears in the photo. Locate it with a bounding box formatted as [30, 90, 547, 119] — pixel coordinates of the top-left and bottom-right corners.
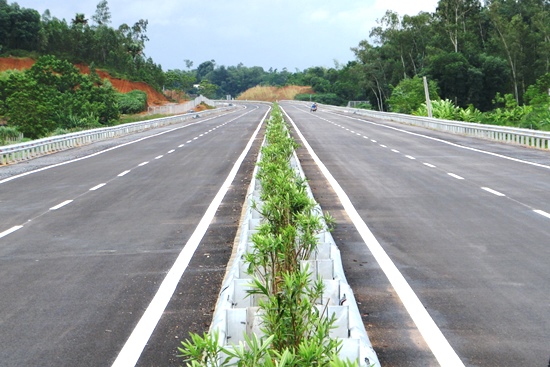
[1, 100, 548, 367]
[280, 101, 550, 367]
[0, 104, 268, 367]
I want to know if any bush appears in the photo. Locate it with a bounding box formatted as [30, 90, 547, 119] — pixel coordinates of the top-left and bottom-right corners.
[116, 90, 148, 114]
[0, 125, 21, 145]
[414, 99, 459, 120]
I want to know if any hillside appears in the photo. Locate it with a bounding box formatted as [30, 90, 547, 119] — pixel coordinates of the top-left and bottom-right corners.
[237, 85, 314, 102]
[0, 57, 169, 106]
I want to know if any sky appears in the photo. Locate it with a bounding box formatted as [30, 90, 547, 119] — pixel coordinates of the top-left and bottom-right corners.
[13, 0, 439, 72]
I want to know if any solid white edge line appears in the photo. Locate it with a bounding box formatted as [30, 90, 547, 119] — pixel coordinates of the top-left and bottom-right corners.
[481, 187, 506, 197]
[90, 183, 107, 191]
[0, 225, 23, 239]
[534, 209, 550, 219]
[110, 106, 269, 367]
[50, 200, 73, 211]
[281, 106, 465, 367]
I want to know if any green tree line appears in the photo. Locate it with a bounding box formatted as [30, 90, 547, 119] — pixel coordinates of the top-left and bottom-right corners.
[3, 0, 550, 137]
[0, 0, 164, 89]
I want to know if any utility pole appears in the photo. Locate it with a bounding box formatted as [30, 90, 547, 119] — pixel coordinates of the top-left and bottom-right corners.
[423, 76, 433, 118]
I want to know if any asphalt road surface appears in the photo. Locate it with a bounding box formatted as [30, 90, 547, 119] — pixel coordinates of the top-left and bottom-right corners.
[0, 104, 268, 367]
[280, 101, 550, 367]
[2, 101, 549, 367]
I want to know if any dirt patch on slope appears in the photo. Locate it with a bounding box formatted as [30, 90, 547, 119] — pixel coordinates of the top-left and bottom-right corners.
[0, 57, 169, 106]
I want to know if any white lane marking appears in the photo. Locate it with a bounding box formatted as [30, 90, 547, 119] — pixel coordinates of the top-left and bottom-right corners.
[178, 144, 185, 148]
[0, 225, 23, 239]
[392, 149, 400, 153]
[363, 136, 369, 139]
[186, 140, 193, 143]
[534, 210, 550, 219]
[111, 107, 270, 367]
[481, 187, 506, 197]
[193, 137, 199, 140]
[356, 133, 362, 136]
[424, 163, 436, 168]
[350, 130, 355, 133]
[380, 144, 387, 148]
[371, 139, 377, 143]
[138, 162, 149, 167]
[50, 200, 73, 211]
[155, 155, 163, 160]
[90, 183, 106, 191]
[447, 173, 464, 180]
[199, 134, 204, 137]
[282, 106, 465, 367]
[405, 155, 416, 160]
[118, 170, 131, 177]
[0, 110, 244, 186]
[167, 150, 175, 154]
[331, 110, 550, 171]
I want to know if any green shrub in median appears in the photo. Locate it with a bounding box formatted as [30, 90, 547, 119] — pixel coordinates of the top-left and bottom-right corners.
[178, 103, 359, 367]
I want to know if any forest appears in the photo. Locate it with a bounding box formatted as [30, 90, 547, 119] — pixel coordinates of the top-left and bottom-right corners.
[2, 0, 550, 140]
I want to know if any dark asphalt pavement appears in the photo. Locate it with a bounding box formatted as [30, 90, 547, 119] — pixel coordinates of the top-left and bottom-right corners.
[281, 101, 550, 367]
[0, 104, 268, 367]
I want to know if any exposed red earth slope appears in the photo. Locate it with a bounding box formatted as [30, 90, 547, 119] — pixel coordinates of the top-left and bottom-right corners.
[0, 57, 170, 106]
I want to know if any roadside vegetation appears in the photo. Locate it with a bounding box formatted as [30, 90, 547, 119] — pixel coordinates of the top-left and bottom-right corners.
[177, 104, 361, 367]
[4, 0, 550, 143]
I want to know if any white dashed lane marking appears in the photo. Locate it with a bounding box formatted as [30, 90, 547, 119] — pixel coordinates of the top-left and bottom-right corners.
[138, 162, 149, 167]
[534, 210, 550, 219]
[424, 163, 436, 168]
[90, 183, 107, 191]
[481, 187, 506, 197]
[447, 173, 465, 180]
[118, 170, 131, 177]
[50, 200, 73, 211]
[0, 226, 23, 239]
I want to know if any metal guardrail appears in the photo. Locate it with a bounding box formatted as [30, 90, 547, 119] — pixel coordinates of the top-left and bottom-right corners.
[323, 104, 550, 150]
[0, 97, 233, 166]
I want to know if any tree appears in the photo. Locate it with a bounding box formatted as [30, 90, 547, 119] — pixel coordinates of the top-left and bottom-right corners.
[198, 79, 218, 99]
[388, 76, 440, 113]
[92, 0, 111, 26]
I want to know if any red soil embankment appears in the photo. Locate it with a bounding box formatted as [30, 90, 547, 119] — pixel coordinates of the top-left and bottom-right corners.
[0, 57, 169, 106]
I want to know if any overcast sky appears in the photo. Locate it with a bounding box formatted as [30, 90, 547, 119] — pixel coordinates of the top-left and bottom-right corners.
[13, 0, 439, 71]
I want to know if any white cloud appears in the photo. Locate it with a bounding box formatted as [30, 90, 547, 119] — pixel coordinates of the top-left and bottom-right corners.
[12, 0, 441, 71]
